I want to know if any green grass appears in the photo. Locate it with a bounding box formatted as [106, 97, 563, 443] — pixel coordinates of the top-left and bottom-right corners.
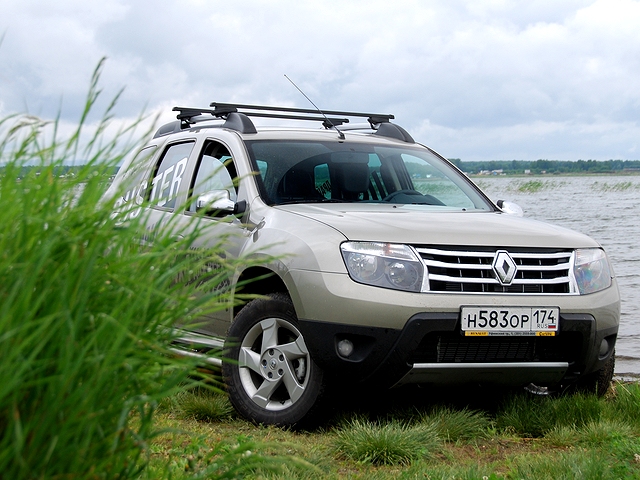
[607, 382, 640, 428]
[545, 418, 635, 447]
[172, 388, 235, 422]
[146, 381, 640, 478]
[509, 179, 567, 193]
[0, 60, 275, 479]
[495, 391, 603, 437]
[508, 451, 614, 480]
[591, 180, 638, 192]
[332, 417, 440, 466]
[420, 405, 493, 442]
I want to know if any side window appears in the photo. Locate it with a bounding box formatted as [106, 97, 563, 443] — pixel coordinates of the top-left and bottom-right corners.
[189, 140, 238, 213]
[148, 142, 194, 209]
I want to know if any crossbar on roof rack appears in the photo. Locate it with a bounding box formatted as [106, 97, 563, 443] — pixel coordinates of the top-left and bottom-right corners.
[209, 102, 394, 123]
[171, 106, 350, 130]
[236, 111, 350, 126]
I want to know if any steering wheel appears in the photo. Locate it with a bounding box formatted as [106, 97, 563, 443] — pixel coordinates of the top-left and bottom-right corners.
[382, 189, 423, 202]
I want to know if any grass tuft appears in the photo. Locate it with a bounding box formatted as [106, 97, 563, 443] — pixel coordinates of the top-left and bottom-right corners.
[332, 417, 440, 466]
[174, 388, 235, 422]
[605, 382, 640, 430]
[496, 392, 603, 437]
[592, 180, 637, 192]
[516, 179, 547, 192]
[502, 179, 565, 193]
[420, 405, 492, 442]
[581, 419, 635, 445]
[510, 451, 611, 480]
[545, 419, 634, 448]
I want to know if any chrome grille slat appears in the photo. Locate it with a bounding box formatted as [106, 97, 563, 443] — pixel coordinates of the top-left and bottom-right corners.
[416, 246, 574, 294]
[518, 264, 569, 272]
[512, 277, 571, 285]
[425, 261, 492, 270]
[419, 248, 495, 258]
[428, 274, 571, 285]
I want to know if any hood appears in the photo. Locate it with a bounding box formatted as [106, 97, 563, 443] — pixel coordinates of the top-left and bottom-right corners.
[277, 204, 598, 249]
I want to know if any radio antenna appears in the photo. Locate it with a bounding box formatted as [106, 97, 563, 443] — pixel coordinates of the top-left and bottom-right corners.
[284, 74, 345, 139]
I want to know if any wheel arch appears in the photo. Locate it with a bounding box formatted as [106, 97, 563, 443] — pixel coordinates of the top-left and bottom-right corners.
[234, 266, 289, 316]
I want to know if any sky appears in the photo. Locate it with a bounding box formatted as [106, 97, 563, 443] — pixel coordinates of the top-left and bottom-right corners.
[1, 0, 639, 162]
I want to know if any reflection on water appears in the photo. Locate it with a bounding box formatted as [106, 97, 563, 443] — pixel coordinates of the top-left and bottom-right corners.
[475, 175, 640, 378]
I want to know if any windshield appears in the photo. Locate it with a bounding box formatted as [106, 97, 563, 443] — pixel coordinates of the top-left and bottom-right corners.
[245, 140, 493, 211]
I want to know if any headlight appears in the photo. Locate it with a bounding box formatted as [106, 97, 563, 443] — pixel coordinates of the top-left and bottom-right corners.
[573, 248, 612, 294]
[340, 242, 424, 292]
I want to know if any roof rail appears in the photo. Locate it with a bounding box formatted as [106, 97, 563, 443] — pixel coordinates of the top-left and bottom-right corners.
[163, 103, 413, 142]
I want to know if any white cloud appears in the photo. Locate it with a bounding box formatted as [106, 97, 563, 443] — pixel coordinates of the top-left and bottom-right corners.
[416, 117, 640, 161]
[1, 0, 640, 160]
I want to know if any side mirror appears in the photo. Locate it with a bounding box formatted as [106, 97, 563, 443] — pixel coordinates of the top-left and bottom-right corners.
[196, 190, 235, 214]
[496, 200, 524, 217]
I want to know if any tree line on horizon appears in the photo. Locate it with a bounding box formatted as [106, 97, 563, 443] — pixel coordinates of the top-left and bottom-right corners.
[448, 159, 640, 175]
[1, 165, 119, 178]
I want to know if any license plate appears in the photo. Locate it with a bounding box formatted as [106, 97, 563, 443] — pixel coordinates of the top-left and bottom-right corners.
[460, 307, 559, 336]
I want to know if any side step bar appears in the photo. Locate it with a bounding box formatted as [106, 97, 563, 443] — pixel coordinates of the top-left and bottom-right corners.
[171, 331, 225, 367]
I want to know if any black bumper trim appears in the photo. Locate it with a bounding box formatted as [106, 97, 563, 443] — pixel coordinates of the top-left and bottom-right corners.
[298, 312, 617, 387]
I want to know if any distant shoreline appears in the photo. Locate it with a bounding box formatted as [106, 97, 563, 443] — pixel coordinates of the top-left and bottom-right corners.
[451, 159, 640, 177]
[467, 171, 640, 178]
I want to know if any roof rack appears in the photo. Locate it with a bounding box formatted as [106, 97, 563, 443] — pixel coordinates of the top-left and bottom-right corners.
[160, 103, 414, 143]
[209, 102, 394, 125]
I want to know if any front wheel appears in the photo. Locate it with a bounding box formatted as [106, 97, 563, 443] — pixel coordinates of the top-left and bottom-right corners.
[222, 293, 324, 427]
[577, 353, 615, 397]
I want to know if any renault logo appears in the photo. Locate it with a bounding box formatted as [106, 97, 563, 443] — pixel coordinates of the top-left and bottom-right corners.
[492, 250, 517, 285]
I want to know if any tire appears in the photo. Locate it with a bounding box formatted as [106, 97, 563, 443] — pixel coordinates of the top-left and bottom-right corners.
[222, 293, 324, 427]
[575, 352, 615, 397]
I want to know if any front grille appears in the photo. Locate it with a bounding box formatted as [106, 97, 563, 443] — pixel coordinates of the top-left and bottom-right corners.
[411, 331, 582, 364]
[416, 246, 573, 294]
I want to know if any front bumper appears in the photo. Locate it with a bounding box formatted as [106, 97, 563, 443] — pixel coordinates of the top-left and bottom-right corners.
[298, 312, 618, 388]
[292, 271, 619, 388]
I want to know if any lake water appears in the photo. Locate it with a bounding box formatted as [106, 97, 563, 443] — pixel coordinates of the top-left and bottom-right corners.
[474, 175, 640, 379]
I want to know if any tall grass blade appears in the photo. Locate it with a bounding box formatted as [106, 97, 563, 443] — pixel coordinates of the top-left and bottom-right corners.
[0, 62, 261, 479]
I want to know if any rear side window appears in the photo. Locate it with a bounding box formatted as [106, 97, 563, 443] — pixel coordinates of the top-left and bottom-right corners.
[109, 146, 157, 222]
[112, 145, 157, 206]
[148, 141, 194, 209]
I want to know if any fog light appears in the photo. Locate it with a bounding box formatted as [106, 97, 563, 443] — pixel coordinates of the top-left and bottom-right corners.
[337, 339, 354, 358]
[599, 339, 609, 356]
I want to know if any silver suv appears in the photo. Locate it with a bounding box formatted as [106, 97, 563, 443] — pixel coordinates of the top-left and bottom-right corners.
[107, 103, 620, 427]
